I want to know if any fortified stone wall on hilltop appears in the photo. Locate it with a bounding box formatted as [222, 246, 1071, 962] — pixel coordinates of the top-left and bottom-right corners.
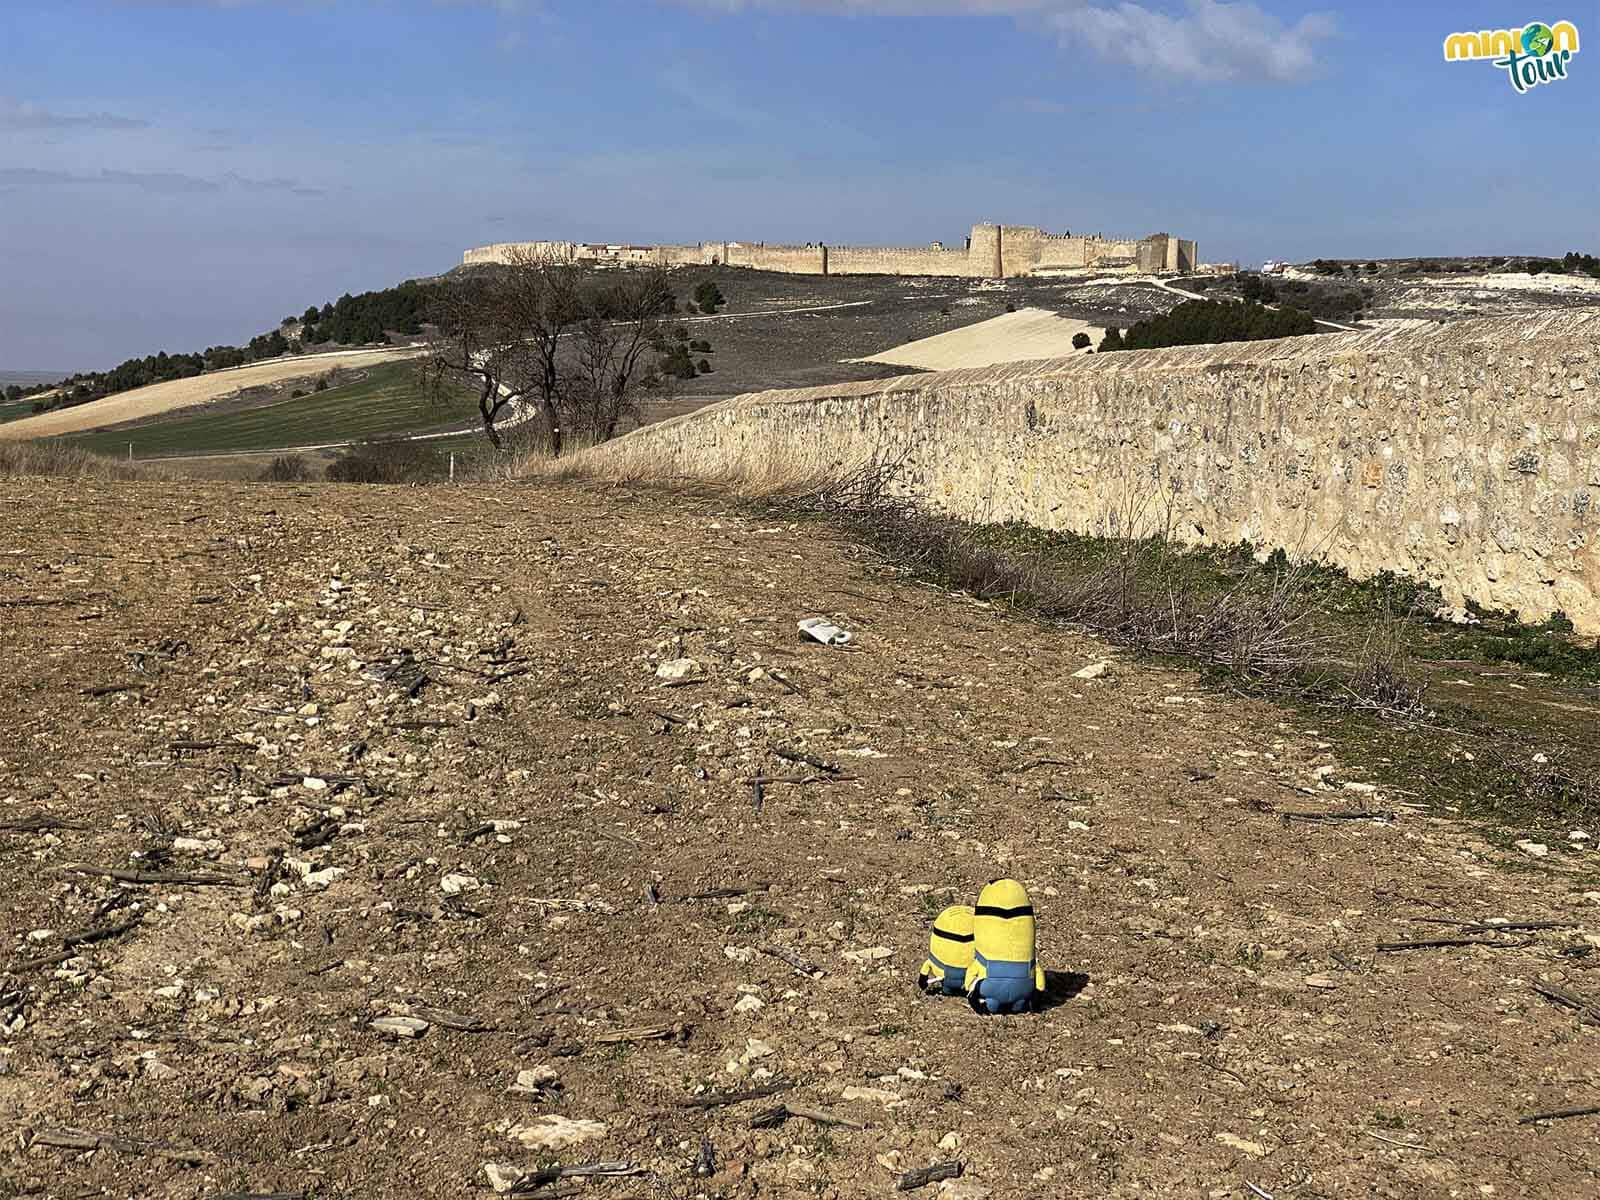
[461, 223, 1197, 278]
[575, 311, 1600, 632]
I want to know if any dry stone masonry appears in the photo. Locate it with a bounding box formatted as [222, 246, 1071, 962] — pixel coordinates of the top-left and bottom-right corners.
[581, 311, 1600, 631]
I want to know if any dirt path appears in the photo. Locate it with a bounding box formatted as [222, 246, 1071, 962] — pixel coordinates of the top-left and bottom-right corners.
[1, 479, 1596, 1199]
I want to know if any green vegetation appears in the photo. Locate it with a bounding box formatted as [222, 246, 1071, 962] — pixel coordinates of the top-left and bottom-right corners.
[771, 464, 1600, 831]
[60, 362, 470, 458]
[693, 279, 726, 314]
[1563, 251, 1600, 279]
[1100, 299, 1316, 352]
[22, 280, 434, 417]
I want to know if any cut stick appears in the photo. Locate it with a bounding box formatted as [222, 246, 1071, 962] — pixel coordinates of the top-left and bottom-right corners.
[678, 1082, 792, 1110]
[786, 1104, 867, 1130]
[1533, 981, 1600, 1022]
[1518, 1105, 1600, 1125]
[896, 1162, 962, 1191]
[760, 944, 825, 977]
[58, 864, 245, 887]
[1375, 937, 1533, 952]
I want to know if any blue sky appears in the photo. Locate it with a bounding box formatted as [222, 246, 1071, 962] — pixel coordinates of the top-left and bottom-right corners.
[2, 0, 1595, 370]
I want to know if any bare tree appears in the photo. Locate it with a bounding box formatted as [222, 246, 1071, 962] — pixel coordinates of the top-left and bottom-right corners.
[420, 248, 583, 454]
[566, 268, 675, 443]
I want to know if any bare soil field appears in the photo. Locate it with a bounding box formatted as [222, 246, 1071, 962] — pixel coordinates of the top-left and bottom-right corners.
[850, 309, 1100, 371]
[0, 348, 425, 441]
[3, 478, 1599, 1199]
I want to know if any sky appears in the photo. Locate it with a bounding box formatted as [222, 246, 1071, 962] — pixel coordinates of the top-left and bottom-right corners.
[1, 1, 1596, 371]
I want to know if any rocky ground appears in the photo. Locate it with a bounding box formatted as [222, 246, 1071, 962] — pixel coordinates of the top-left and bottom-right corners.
[3, 478, 1599, 1199]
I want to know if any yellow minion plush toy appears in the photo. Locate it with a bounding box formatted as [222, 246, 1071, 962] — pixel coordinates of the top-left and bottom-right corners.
[964, 878, 1045, 1014]
[918, 905, 975, 996]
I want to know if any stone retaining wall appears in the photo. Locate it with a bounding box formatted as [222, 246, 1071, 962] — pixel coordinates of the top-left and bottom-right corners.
[580, 311, 1600, 630]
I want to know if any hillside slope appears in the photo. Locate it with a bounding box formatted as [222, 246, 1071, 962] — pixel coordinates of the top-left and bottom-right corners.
[3, 478, 1596, 1198]
[0, 346, 422, 440]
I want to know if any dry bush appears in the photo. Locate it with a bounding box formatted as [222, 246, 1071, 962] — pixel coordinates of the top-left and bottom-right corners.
[779, 459, 1333, 681]
[0, 441, 166, 481]
[1345, 607, 1430, 714]
[325, 439, 445, 485]
[257, 455, 313, 483]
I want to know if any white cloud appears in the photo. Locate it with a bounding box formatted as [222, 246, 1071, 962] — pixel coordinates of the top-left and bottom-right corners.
[0, 98, 151, 131]
[673, 0, 1335, 82]
[1042, 1, 1334, 82]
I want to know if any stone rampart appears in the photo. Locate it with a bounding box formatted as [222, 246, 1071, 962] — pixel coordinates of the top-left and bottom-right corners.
[463, 222, 1195, 279]
[827, 246, 979, 277]
[577, 311, 1600, 631]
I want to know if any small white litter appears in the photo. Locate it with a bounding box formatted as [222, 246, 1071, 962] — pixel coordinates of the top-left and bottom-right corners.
[798, 617, 853, 646]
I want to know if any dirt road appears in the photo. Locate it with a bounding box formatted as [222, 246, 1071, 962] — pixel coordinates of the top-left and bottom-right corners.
[2, 479, 1596, 1198]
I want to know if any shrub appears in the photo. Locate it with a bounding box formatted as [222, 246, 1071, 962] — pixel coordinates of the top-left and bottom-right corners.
[258, 455, 312, 482]
[659, 344, 697, 380]
[1098, 327, 1124, 351]
[290, 389, 307, 399]
[697, 358, 712, 373]
[1100, 299, 1316, 352]
[1005, 302, 1016, 313]
[325, 439, 443, 484]
[1238, 273, 1277, 304]
[1072, 332, 1091, 350]
[313, 375, 330, 392]
[693, 280, 725, 314]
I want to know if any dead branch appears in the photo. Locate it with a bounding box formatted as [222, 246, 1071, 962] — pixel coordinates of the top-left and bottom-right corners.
[896, 1162, 962, 1191]
[58, 864, 245, 887]
[1519, 1105, 1600, 1125]
[773, 745, 842, 775]
[1375, 937, 1535, 952]
[760, 944, 825, 977]
[678, 1081, 793, 1110]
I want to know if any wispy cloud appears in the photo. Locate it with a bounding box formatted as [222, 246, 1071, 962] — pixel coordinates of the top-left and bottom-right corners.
[1042, 1, 1334, 83]
[0, 166, 324, 195]
[671, 0, 1335, 82]
[0, 97, 151, 132]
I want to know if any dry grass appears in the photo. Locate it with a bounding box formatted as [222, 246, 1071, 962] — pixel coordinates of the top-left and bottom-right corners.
[0, 441, 169, 481]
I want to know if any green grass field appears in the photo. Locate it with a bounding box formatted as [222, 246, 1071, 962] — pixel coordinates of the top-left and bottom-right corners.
[0, 398, 41, 425]
[61, 362, 474, 459]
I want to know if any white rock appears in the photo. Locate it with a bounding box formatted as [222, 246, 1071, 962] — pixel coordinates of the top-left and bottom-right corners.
[143, 1058, 178, 1082]
[1072, 662, 1109, 680]
[938, 1132, 961, 1153]
[744, 1038, 776, 1059]
[937, 1181, 990, 1200]
[302, 776, 329, 791]
[1569, 830, 1590, 842]
[511, 1115, 607, 1150]
[172, 836, 225, 854]
[1516, 840, 1550, 858]
[655, 658, 702, 680]
[302, 866, 344, 891]
[510, 1065, 560, 1095]
[483, 1164, 521, 1196]
[1216, 1132, 1266, 1157]
[484, 1164, 524, 1195]
[441, 872, 482, 895]
[841, 1085, 902, 1106]
[370, 1016, 430, 1038]
[733, 993, 765, 1015]
[842, 946, 894, 965]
